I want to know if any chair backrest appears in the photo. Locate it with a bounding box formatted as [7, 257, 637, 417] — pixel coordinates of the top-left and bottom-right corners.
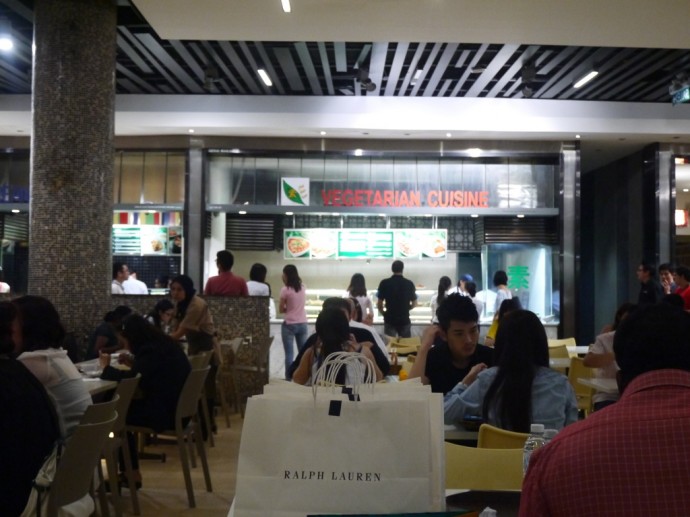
[176, 366, 211, 422]
[477, 423, 529, 449]
[568, 356, 595, 410]
[48, 412, 118, 515]
[111, 374, 142, 433]
[445, 442, 523, 491]
[548, 344, 569, 374]
[188, 350, 213, 369]
[548, 338, 577, 358]
[235, 335, 273, 370]
[81, 393, 120, 424]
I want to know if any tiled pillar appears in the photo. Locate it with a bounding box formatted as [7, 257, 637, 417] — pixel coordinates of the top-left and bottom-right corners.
[30, 0, 117, 335]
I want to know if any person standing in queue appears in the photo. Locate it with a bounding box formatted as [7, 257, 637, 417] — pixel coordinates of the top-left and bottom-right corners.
[376, 260, 418, 338]
[204, 250, 248, 296]
[169, 274, 219, 436]
[347, 273, 375, 325]
[279, 264, 308, 380]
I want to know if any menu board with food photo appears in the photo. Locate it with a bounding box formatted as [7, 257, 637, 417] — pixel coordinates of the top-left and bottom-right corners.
[112, 225, 142, 255]
[168, 226, 183, 255]
[141, 226, 169, 255]
[338, 230, 394, 259]
[421, 229, 448, 258]
[284, 230, 311, 259]
[394, 229, 448, 259]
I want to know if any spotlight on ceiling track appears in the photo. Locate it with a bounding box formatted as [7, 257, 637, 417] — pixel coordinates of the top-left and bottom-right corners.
[356, 67, 377, 92]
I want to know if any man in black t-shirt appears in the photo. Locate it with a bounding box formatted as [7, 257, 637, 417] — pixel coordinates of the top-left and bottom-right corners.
[409, 293, 494, 394]
[376, 260, 417, 338]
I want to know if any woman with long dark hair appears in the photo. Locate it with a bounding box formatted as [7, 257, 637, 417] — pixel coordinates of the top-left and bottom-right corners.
[247, 263, 276, 319]
[492, 270, 512, 314]
[100, 313, 190, 487]
[430, 275, 452, 323]
[279, 264, 308, 379]
[443, 310, 577, 432]
[146, 298, 175, 333]
[347, 273, 374, 325]
[292, 307, 382, 385]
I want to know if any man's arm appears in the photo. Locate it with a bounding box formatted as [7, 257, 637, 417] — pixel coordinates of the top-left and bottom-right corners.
[376, 298, 385, 315]
[408, 324, 438, 384]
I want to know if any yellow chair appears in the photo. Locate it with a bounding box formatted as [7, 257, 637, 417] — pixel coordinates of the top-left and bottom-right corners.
[568, 356, 594, 417]
[548, 344, 570, 374]
[477, 423, 529, 449]
[445, 442, 523, 491]
[548, 338, 577, 358]
[390, 336, 421, 356]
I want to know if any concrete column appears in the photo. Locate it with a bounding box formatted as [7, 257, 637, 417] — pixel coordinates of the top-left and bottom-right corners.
[30, 0, 117, 334]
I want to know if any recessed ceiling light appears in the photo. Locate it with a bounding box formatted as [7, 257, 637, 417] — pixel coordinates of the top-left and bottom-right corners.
[257, 69, 272, 86]
[285, 211, 294, 216]
[281, 0, 291, 13]
[467, 148, 482, 158]
[683, 189, 689, 193]
[188, 129, 194, 133]
[231, 148, 241, 154]
[354, 149, 363, 156]
[239, 210, 247, 215]
[11, 209, 19, 213]
[517, 214, 525, 218]
[320, 131, 326, 136]
[446, 132, 452, 138]
[423, 214, 432, 217]
[575, 134, 581, 139]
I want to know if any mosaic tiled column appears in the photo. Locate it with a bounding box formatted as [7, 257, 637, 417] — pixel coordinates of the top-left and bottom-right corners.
[30, 0, 117, 335]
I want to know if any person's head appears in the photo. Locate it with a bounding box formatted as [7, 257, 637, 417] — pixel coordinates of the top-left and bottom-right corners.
[612, 302, 637, 331]
[497, 298, 522, 321]
[493, 270, 508, 287]
[465, 281, 478, 298]
[636, 261, 655, 282]
[674, 265, 690, 288]
[11, 296, 66, 353]
[437, 276, 452, 301]
[347, 273, 367, 297]
[152, 299, 175, 325]
[391, 260, 404, 274]
[105, 305, 132, 328]
[322, 297, 351, 321]
[249, 263, 268, 283]
[282, 264, 302, 292]
[315, 307, 351, 358]
[154, 274, 170, 288]
[482, 310, 549, 432]
[436, 294, 480, 362]
[113, 262, 129, 282]
[121, 313, 175, 355]
[659, 263, 675, 286]
[348, 297, 363, 323]
[459, 273, 473, 291]
[216, 250, 234, 272]
[614, 303, 690, 391]
[169, 274, 196, 303]
[0, 301, 16, 355]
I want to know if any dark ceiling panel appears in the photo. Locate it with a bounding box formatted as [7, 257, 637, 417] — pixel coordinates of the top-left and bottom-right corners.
[273, 47, 305, 92]
[317, 42, 335, 95]
[383, 42, 409, 96]
[294, 42, 323, 95]
[255, 42, 286, 95]
[423, 43, 458, 97]
[218, 41, 262, 95]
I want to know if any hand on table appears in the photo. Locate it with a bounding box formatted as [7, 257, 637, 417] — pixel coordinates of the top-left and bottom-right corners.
[98, 351, 111, 370]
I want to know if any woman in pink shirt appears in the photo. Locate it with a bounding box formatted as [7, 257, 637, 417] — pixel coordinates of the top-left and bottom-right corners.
[280, 265, 308, 379]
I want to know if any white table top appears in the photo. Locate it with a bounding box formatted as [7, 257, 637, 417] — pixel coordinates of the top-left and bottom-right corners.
[568, 346, 590, 356]
[444, 424, 479, 441]
[578, 377, 618, 394]
[82, 377, 118, 395]
[549, 358, 571, 369]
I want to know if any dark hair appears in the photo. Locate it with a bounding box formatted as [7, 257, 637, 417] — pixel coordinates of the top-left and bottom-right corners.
[216, 250, 234, 271]
[283, 264, 302, 292]
[497, 298, 522, 321]
[639, 262, 655, 276]
[612, 302, 637, 331]
[113, 305, 133, 319]
[436, 293, 479, 332]
[614, 303, 690, 390]
[155, 274, 170, 288]
[493, 270, 508, 287]
[121, 313, 178, 356]
[482, 310, 549, 432]
[314, 307, 351, 383]
[12, 296, 66, 352]
[322, 297, 350, 315]
[392, 260, 404, 274]
[112, 262, 125, 280]
[170, 274, 196, 319]
[0, 301, 16, 355]
[349, 297, 363, 323]
[147, 299, 174, 328]
[465, 281, 478, 298]
[249, 263, 267, 283]
[659, 262, 675, 274]
[437, 276, 452, 305]
[676, 265, 690, 281]
[347, 273, 367, 297]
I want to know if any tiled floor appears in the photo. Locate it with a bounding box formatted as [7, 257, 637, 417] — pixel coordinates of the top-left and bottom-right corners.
[109, 412, 243, 516]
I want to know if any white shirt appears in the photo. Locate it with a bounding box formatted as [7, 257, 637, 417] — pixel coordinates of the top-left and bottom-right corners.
[123, 277, 148, 295]
[247, 280, 276, 319]
[111, 279, 124, 295]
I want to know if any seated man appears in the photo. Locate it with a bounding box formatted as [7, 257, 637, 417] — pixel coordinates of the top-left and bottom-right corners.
[287, 297, 390, 380]
[520, 303, 690, 516]
[409, 293, 494, 394]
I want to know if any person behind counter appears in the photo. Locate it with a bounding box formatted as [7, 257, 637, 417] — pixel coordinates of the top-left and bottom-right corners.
[292, 307, 383, 385]
[409, 293, 494, 395]
[347, 273, 374, 325]
[280, 264, 308, 379]
[443, 309, 577, 431]
[169, 274, 219, 436]
[430, 275, 452, 324]
[247, 263, 276, 319]
[492, 270, 512, 314]
[100, 314, 190, 488]
[14, 295, 91, 438]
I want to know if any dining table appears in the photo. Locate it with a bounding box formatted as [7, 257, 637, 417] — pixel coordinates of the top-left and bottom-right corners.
[577, 377, 618, 394]
[76, 356, 121, 396]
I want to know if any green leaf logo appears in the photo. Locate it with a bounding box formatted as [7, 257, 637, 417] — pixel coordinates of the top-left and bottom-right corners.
[283, 180, 305, 205]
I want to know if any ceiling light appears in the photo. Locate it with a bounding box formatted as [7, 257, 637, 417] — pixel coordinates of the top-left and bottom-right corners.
[446, 132, 452, 138]
[0, 18, 13, 52]
[354, 149, 363, 157]
[573, 70, 599, 89]
[575, 134, 581, 139]
[517, 214, 525, 218]
[285, 211, 293, 216]
[257, 69, 273, 87]
[188, 129, 194, 133]
[684, 189, 689, 193]
[320, 131, 327, 136]
[239, 210, 247, 215]
[230, 148, 241, 154]
[11, 209, 19, 213]
[281, 0, 291, 13]
[466, 148, 482, 158]
[411, 69, 423, 85]
[470, 214, 479, 218]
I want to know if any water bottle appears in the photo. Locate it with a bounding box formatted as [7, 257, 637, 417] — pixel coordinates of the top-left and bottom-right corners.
[544, 428, 558, 444]
[523, 423, 546, 475]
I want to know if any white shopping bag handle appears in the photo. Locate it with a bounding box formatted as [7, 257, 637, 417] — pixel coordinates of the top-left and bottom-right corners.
[311, 351, 376, 401]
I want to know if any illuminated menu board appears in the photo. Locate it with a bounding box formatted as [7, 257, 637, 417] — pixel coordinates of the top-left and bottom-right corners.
[284, 229, 447, 260]
[112, 225, 182, 255]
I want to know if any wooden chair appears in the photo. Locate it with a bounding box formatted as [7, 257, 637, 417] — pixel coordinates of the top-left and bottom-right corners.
[232, 336, 274, 417]
[218, 337, 243, 422]
[548, 337, 578, 358]
[548, 344, 570, 374]
[188, 350, 215, 447]
[445, 442, 523, 491]
[477, 423, 529, 449]
[126, 366, 213, 508]
[46, 406, 118, 517]
[568, 356, 594, 417]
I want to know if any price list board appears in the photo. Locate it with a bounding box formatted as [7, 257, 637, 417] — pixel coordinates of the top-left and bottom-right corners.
[112, 225, 141, 255]
[338, 230, 394, 259]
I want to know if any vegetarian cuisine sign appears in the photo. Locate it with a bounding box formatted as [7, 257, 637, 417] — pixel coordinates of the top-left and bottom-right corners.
[284, 229, 447, 260]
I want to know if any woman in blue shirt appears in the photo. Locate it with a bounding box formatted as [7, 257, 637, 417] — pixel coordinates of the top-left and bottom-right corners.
[443, 310, 578, 432]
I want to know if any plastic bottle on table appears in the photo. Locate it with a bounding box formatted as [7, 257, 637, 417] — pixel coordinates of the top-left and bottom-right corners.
[544, 428, 558, 444]
[523, 423, 546, 475]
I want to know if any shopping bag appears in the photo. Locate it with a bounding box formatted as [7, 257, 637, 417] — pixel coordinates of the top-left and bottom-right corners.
[234, 353, 442, 517]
